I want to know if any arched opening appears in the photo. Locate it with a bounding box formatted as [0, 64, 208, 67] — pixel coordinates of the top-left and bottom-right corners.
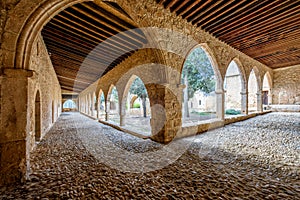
[262, 72, 272, 110]
[107, 86, 120, 124]
[181, 46, 217, 124]
[63, 100, 77, 111]
[98, 91, 106, 120]
[248, 69, 258, 113]
[35, 91, 41, 142]
[123, 76, 151, 136]
[224, 61, 243, 116]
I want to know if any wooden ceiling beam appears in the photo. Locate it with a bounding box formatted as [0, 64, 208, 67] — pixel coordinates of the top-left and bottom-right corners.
[182, 0, 209, 19]
[78, 3, 146, 45]
[226, 5, 300, 44]
[214, 0, 287, 36]
[63, 9, 144, 48]
[190, 1, 224, 25]
[201, 0, 246, 28]
[208, 0, 270, 34]
[43, 33, 126, 64]
[51, 17, 135, 54]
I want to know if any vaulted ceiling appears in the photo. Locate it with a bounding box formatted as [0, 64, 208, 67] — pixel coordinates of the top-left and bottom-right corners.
[42, 0, 300, 93]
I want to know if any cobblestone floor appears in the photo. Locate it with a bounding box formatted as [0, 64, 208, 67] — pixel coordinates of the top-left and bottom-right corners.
[0, 112, 299, 199]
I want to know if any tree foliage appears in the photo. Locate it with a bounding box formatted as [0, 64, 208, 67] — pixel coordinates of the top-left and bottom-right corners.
[129, 77, 148, 99]
[129, 77, 148, 117]
[181, 47, 216, 99]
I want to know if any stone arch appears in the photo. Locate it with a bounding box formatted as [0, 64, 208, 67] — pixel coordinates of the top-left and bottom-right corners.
[130, 96, 138, 108]
[34, 90, 41, 142]
[248, 67, 261, 112]
[107, 84, 120, 122]
[179, 43, 223, 91]
[226, 57, 246, 90]
[262, 71, 273, 106]
[3, 0, 92, 70]
[224, 58, 247, 114]
[180, 44, 224, 120]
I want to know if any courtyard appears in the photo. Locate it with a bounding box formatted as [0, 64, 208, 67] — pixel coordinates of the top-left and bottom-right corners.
[1, 112, 299, 199]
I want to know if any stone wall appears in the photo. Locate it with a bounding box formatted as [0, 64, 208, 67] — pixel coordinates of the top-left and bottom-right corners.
[0, 34, 61, 186]
[28, 34, 62, 149]
[273, 65, 300, 105]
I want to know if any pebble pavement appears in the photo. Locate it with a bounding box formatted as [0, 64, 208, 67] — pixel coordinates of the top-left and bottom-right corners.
[0, 112, 299, 199]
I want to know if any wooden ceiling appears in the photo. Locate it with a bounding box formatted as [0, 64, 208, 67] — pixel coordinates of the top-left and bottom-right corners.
[42, 1, 147, 93]
[157, 0, 300, 69]
[43, 0, 300, 92]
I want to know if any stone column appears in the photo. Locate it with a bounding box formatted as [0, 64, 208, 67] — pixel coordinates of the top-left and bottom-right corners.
[215, 89, 225, 120]
[241, 89, 248, 115]
[0, 69, 34, 186]
[257, 90, 263, 112]
[268, 89, 273, 105]
[147, 83, 182, 144]
[96, 98, 100, 119]
[119, 101, 126, 126]
[105, 101, 110, 121]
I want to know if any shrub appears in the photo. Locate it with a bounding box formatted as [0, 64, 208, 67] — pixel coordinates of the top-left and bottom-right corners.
[133, 102, 140, 108]
[225, 109, 241, 115]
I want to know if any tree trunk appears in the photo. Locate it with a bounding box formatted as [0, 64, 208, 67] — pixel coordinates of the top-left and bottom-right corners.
[142, 97, 147, 118]
[183, 73, 190, 118]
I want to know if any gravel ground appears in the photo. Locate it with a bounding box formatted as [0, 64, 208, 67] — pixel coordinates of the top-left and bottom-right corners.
[0, 112, 299, 199]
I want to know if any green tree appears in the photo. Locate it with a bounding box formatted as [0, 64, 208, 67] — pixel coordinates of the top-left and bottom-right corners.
[129, 77, 148, 117]
[182, 48, 216, 118]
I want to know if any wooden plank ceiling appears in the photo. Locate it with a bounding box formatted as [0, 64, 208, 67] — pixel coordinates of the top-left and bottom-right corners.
[43, 1, 300, 93]
[42, 1, 147, 93]
[157, 0, 300, 69]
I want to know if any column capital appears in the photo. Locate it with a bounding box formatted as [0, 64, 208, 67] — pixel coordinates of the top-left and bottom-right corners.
[215, 89, 225, 94]
[1, 69, 36, 79]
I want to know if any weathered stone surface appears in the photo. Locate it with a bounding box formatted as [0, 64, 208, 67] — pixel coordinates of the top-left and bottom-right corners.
[272, 65, 300, 105]
[1, 112, 299, 199]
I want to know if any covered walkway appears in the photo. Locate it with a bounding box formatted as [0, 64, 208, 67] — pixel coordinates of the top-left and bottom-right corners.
[1, 112, 299, 199]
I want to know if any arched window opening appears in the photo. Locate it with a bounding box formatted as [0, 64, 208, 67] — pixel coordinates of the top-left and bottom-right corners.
[63, 99, 77, 112]
[35, 91, 41, 142]
[262, 73, 271, 110]
[124, 76, 151, 136]
[248, 69, 258, 113]
[181, 47, 217, 125]
[98, 91, 106, 120]
[108, 86, 119, 124]
[224, 61, 243, 116]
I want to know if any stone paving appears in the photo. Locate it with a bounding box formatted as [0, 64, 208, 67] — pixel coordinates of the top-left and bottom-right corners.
[0, 112, 299, 199]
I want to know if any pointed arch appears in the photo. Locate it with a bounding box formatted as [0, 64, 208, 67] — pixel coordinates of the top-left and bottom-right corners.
[248, 68, 260, 112]
[224, 59, 245, 114]
[180, 43, 223, 91]
[262, 71, 273, 106]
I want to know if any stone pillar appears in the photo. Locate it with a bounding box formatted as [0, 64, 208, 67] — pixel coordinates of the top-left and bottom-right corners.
[105, 101, 110, 121]
[96, 99, 100, 119]
[0, 69, 34, 186]
[215, 89, 225, 120]
[119, 101, 126, 126]
[268, 89, 273, 105]
[120, 114, 126, 126]
[241, 89, 248, 115]
[147, 83, 182, 144]
[257, 90, 263, 112]
[91, 95, 95, 117]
